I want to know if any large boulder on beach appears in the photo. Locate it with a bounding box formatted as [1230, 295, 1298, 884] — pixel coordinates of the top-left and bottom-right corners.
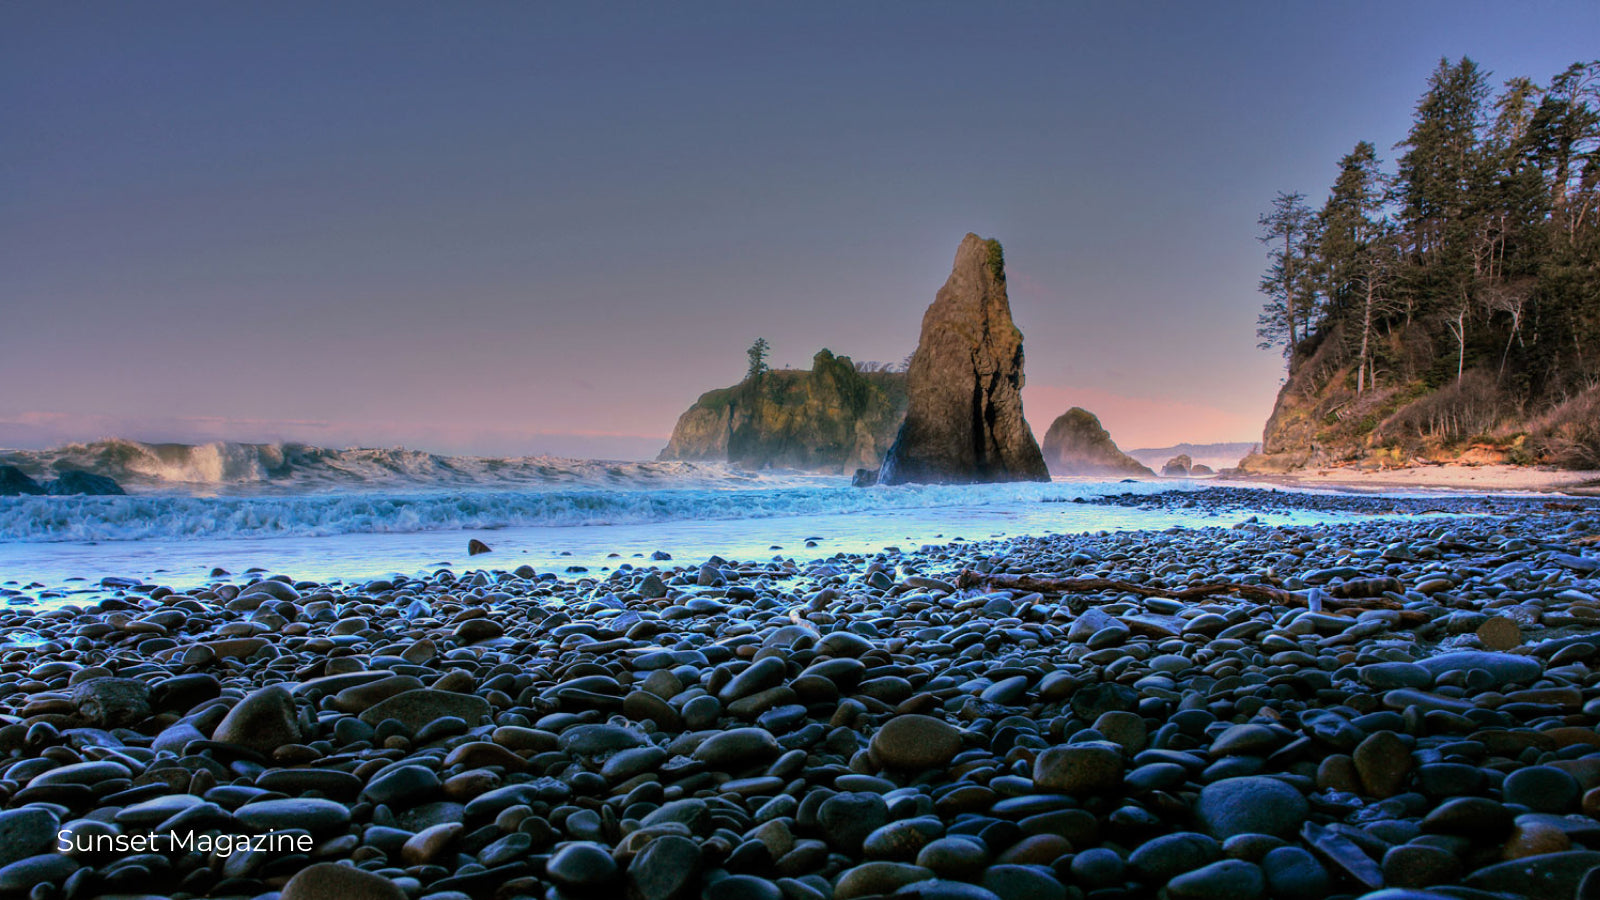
[878, 234, 1050, 485]
[1041, 408, 1154, 477]
[0, 466, 45, 496]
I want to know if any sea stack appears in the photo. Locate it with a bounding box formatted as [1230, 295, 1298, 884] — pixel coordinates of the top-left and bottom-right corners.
[878, 234, 1050, 485]
[1041, 408, 1154, 477]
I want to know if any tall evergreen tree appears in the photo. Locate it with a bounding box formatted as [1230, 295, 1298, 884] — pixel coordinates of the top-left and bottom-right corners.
[1255, 192, 1315, 354]
[1254, 57, 1600, 460]
[1318, 142, 1387, 313]
[1528, 61, 1600, 246]
[1395, 57, 1491, 268]
[746, 338, 771, 381]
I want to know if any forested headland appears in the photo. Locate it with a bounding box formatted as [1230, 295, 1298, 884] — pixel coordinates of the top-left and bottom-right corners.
[1245, 58, 1600, 471]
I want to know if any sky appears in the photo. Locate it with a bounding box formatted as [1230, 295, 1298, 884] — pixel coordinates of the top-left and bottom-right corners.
[4, 2, 1598, 459]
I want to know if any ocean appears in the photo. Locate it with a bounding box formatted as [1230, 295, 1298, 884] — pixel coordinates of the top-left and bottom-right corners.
[0, 440, 1382, 603]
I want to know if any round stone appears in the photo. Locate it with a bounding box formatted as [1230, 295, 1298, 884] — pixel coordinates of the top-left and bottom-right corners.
[279, 862, 407, 900]
[1502, 821, 1571, 859]
[692, 728, 780, 769]
[704, 875, 782, 900]
[1502, 766, 1581, 813]
[360, 764, 442, 808]
[25, 760, 130, 789]
[1166, 859, 1266, 900]
[1196, 778, 1308, 840]
[626, 833, 700, 900]
[1128, 832, 1221, 883]
[818, 792, 889, 854]
[1070, 847, 1126, 888]
[915, 837, 989, 880]
[1032, 743, 1124, 793]
[1475, 617, 1521, 650]
[1414, 651, 1540, 688]
[817, 632, 873, 657]
[982, 863, 1067, 900]
[904, 881, 1007, 900]
[356, 688, 490, 734]
[234, 799, 350, 834]
[871, 714, 962, 771]
[1093, 711, 1148, 753]
[1460, 850, 1600, 897]
[1208, 724, 1280, 757]
[1420, 797, 1513, 837]
[1352, 731, 1412, 798]
[0, 808, 60, 868]
[833, 861, 935, 899]
[401, 822, 461, 865]
[1260, 846, 1329, 897]
[1358, 663, 1433, 690]
[211, 684, 300, 755]
[545, 841, 618, 890]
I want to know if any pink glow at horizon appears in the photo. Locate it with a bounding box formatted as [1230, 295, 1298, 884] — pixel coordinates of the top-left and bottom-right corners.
[0, 378, 1264, 461]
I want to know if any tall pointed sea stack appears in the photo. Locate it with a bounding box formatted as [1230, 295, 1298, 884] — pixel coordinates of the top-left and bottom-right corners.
[878, 234, 1051, 485]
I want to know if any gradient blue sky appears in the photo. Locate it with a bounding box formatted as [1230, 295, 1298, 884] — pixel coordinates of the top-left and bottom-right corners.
[5, 2, 1597, 458]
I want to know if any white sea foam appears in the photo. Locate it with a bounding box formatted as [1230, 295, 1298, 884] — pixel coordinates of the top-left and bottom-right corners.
[0, 439, 1222, 544]
[0, 439, 790, 494]
[0, 478, 1184, 543]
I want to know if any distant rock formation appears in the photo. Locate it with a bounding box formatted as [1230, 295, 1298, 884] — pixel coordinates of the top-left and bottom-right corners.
[1040, 408, 1153, 477]
[659, 350, 908, 473]
[878, 235, 1050, 486]
[1126, 441, 1257, 473]
[0, 466, 44, 496]
[1190, 463, 1215, 475]
[1162, 455, 1193, 476]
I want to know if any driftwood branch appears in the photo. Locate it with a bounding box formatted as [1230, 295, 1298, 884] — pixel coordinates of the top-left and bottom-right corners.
[956, 569, 1405, 611]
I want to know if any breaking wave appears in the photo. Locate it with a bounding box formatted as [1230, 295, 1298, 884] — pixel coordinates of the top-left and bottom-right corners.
[0, 439, 1189, 543]
[0, 480, 1181, 543]
[0, 439, 773, 494]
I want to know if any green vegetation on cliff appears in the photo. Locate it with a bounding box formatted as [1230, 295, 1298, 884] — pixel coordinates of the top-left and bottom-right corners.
[658, 350, 909, 473]
[1247, 57, 1600, 471]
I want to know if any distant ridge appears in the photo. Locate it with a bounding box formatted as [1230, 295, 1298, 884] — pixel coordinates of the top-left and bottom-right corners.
[1126, 441, 1256, 472]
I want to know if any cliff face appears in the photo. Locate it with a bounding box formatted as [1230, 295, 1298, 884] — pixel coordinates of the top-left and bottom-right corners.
[658, 350, 908, 473]
[878, 234, 1050, 485]
[1241, 321, 1600, 472]
[1241, 326, 1425, 472]
[1040, 408, 1153, 477]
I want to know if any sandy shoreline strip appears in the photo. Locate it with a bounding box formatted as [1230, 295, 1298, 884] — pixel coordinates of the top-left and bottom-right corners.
[1220, 463, 1600, 496]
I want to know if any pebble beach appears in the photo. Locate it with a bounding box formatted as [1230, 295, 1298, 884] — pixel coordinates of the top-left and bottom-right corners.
[3, 488, 1600, 900]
